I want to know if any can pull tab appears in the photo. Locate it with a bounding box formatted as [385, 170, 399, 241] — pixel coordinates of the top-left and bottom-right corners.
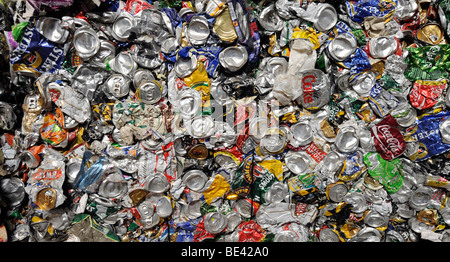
[113, 82, 122, 95]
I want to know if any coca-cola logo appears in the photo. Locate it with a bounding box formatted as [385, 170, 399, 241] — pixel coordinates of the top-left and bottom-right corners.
[378, 125, 403, 153]
[302, 74, 316, 104]
[372, 124, 406, 160]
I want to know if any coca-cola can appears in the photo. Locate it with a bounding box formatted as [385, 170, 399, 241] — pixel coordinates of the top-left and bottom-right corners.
[295, 69, 331, 111]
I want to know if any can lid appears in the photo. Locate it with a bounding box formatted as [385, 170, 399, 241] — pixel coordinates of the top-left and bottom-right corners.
[274, 230, 300, 242]
[145, 173, 170, 193]
[137, 80, 162, 105]
[204, 212, 228, 234]
[175, 55, 198, 78]
[260, 127, 287, 154]
[73, 27, 100, 59]
[111, 12, 134, 42]
[313, 4, 337, 32]
[105, 74, 131, 98]
[258, 4, 284, 32]
[335, 126, 359, 153]
[343, 192, 367, 214]
[219, 45, 248, 72]
[326, 182, 348, 202]
[183, 169, 208, 192]
[327, 33, 357, 61]
[187, 16, 210, 46]
[156, 196, 172, 218]
[364, 210, 388, 228]
[36, 188, 57, 210]
[285, 151, 310, 175]
[416, 22, 444, 45]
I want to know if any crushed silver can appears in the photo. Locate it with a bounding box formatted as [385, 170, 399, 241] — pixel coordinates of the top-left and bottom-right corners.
[326, 181, 348, 202]
[187, 115, 216, 138]
[156, 196, 173, 218]
[439, 117, 450, 144]
[335, 125, 360, 153]
[364, 210, 389, 228]
[350, 71, 376, 97]
[409, 186, 433, 211]
[108, 51, 138, 76]
[260, 127, 287, 155]
[105, 73, 131, 99]
[174, 55, 198, 78]
[187, 16, 210, 46]
[343, 192, 367, 214]
[290, 120, 314, 146]
[36, 17, 70, 44]
[327, 32, 357, 62]
[176, 88, 202, 118]
[264, 181, 289, 204]
[258, 4, 284, 32]
[319, 228, 340, 242]
[369, 36, 398, 59]
[274, 230, 301, 242]
[204, 212, 228, 234]
[182, 169, 208, 192]
[111, 12, 134, 42]
[285, 151, 311, 175]
[145, 173, 170, 193]
[219, 45, 248, 72]
[313, 3, 338, 32]
[73, 27, 100, 60]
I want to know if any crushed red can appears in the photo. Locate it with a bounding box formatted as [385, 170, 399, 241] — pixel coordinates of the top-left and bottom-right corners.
[371, 115, 406, 160]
